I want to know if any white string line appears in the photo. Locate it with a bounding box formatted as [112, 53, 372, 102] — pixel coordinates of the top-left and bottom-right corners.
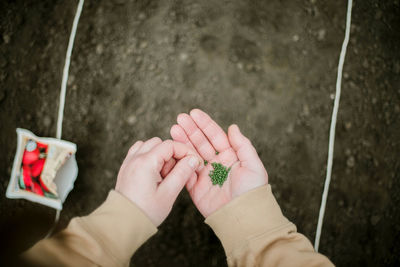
[47, 0, 84, 238]
[56, 0, 85, 139]
[45, 209, 61, 239]
[314, 0, 353, 252]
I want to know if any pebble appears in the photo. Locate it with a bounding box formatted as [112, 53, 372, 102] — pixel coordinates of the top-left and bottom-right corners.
[43, 115, 52, 128]
[67, 75, 75, 86]
[0, 72, 6, 82]
[303, 104, 310, 116]
[138, 12, 146, 20]
[96, 44, 104, 55]
[374, 10, 383, 20]
[317, 29, 326, 41]
[127, 114, 137, 125]
[80, 104, 88, 115]
[286, 123, 294, 134]
[179, 52, 188, 61]
[135, 56, 143, 64]
[105, 170, 113, 179]
[350, 24, 358, 34]
[370, 215, 380, 226]
[3, 34, 10, 44]
[139, 41, 148, 49]
[373, 158, 379, 167]
[362, 59, 369, 68]
[161, 75, 169, 82]
[344, 121, 352, 130]
[246, 63, 254, 71]
[346, 156, 355, 168]
[292, 34, 300, 42]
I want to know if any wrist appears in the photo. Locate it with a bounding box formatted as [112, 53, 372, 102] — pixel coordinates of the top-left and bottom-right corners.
[114, 188, 162, 226]
[81, 190, 158, 264]
[205, 185, 289, 256]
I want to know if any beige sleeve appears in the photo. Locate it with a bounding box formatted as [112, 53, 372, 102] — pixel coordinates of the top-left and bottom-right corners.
[205, 185, 334, 267]
[22, 190, 157, 267]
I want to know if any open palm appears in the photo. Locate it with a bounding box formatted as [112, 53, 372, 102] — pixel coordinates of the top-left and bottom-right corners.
[170, 109, 268, 218]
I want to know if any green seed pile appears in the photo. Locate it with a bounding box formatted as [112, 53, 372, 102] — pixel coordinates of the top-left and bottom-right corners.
[209, 162, 231, 187]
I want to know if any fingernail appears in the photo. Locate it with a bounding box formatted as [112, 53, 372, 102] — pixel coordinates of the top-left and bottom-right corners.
[188, 157, 198, 168]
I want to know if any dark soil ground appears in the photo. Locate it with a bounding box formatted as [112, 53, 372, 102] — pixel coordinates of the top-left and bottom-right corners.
[1, 0, 399, 266]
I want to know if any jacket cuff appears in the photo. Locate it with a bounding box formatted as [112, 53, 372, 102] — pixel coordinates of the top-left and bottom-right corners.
[78, 190, 157, 265]
[205, 185, 289, 256]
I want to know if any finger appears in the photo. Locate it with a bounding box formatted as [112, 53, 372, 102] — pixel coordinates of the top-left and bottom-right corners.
[186, 173, 197, 191]
[190, 109, 231, 153]
[177, 113, 215, 160]
[127, 140, 144, 156]
[228, 124, 264, 170]
[170, 124, 194, 149]
[157, 155, 199, 203]
[137, 137, 162, 155]
[161, 158, 176, 178]
[149, 140, 203, 172]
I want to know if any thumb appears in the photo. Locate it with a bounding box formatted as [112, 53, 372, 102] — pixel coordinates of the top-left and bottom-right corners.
[157, 155, 199, 202]
[228, 124, 264, 171]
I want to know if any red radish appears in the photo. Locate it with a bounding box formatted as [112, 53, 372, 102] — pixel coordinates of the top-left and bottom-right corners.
[20, 140, 49, 196]
[31, 159, 45, 177]
[22, 149, 40, 165]
[22, 167, 33, 188]
[32, 181, 44, 196]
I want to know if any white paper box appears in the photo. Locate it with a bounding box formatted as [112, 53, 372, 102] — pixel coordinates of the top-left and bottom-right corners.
[6, 128, 78, 210]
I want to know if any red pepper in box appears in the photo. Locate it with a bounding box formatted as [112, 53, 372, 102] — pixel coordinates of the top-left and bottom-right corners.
[22, 165, 33, 189]
[19, 140, 51, 197]
[6, 128, 78, 210]
[31, 159, 45, 177]
[22, 146, 40, 165]
[31, 180, 44, 196]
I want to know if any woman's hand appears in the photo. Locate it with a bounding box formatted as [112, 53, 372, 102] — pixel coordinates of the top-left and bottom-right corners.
[170, 109, 268, 218]
[115, 138, 203, 226]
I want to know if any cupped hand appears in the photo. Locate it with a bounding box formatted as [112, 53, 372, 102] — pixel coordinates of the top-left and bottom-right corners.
[115, 138, 203, 226]
[170, 109, 268, 218]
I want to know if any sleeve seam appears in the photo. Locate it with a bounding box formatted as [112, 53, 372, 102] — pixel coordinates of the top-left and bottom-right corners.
[226, 221, 296, 259]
